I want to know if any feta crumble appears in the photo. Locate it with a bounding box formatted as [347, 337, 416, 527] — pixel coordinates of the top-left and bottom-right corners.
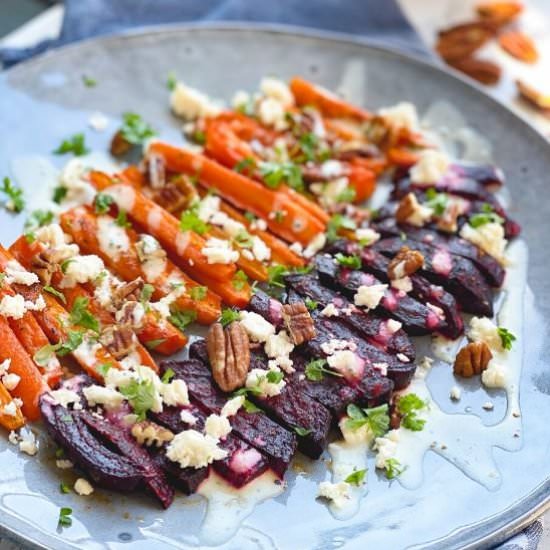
[204, 414, 232, 440]
[354, 284, 387, 310]
[410, 150, 450, 184]
[166, 430, 228, 469]
[239, 311, 275, 342]
[74, 478, 94, 496]
[317, 481, 351, 509]
[202, 237, 239, 265]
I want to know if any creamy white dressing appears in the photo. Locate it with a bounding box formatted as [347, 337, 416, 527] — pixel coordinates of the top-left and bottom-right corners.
[431, 333, 464, 363]
[104, 184, 136, 212]
[197, 471, 285, 546]
[141, 254, 167, 282]
[96, 216, 130, 261]
[147, 208, 163, 233]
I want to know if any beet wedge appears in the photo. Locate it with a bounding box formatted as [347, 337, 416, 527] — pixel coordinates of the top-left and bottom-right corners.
[314, 254, 447, 336]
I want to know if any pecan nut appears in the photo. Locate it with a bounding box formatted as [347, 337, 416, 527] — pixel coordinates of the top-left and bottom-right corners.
[113, 278, 144, 307]
[116, 301, 144, 329]
[100, 325, 136, 359]
[131, 421, 174, 447]
[282, 302, 316, 345]
[206, 322, 250, 392]
[453, 342, 493, 377]
[516, 79, 550, 111]
[151, 176, 198, 214]
[395, 192, 432, 226]
[446, 57, 502, 86]
[436, 201, 462, 233]
[436, 22, 495, 62]
[387, 246, 424, 280]
[499, 31, 538, 64]
[110, 130, 133, 157]
[147, 152, 166, 189]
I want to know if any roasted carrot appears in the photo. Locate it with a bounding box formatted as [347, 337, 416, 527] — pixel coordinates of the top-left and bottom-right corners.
[387, 147, 420, 168]
[290, 77, 371, 121]
[0, 380, 25, 430]
[88, 172, 238, 283]
[59, 206, 221, 324]
[0, 317, 48, 421]
[149, 142, 326, 245]
[347, 162, 377, 202]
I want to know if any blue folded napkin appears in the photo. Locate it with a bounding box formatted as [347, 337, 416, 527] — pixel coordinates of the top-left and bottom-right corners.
[1, 0, 428, 66]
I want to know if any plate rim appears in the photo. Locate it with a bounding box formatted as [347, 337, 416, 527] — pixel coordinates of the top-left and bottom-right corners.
[1, 21, 549, 550]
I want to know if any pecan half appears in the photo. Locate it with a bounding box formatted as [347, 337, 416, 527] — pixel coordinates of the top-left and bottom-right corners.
[499, 31, 538, 64]
[131, 421, 174, 447]
[476, 2, 523, 25]
[151, 176, 198, 214]
[363, 116, 391, 146]
[436, 201, 462, 233]
[446, 56, 502, 86]
[110, 130, 133, 157]
[282, 302, 316, 345]
[206, 322, 250, 392]
[116, 301, 144, 329]
[453, 342, 493, 377]
[113, 278, 144, 307]
[31, 252, 57, 286]
[100, 325, 136, 359]
[387, 246, 424, 280]
[516, 79, 550, 111]
[395, 192, 432, 226]
[147, 152, 166, 189]
[436, 22, 495, 62]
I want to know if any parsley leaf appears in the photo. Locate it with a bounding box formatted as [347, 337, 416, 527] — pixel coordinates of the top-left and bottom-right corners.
[161, 368, 175, 384]
[385, 458, 404, 480]
[243, 399, 262, 413]
[33, 331, 84, 366]
[234, 157, 257, 174]
[43, 285, 66, 304]
[144, 338, 166, 350]
[344, 468, 367, 486]
[96, 363, 112, 378]
[260, 161, 304, 192]
[115, 209, 131, 228]
[60, 481, 71, 494]
[266, 370, 284, 384]
[24, 210, 54, 234]
[396, 393, 427, 431]
[231, 269, 248, 291]
[304, 298, 318, 311]
[166, 71, 177, 91]
[345, 403, 390, 437]
[266, 264, 287, 288]
[469, 204, 504, 228]
[293, 426, 312, 437]
[119, 379, 156, 420]
[169, 309, 197, 331]
[120, 112, 156, 145]
[304, 358, 343, 382]
[69, 297, 100, 333]
[297, 132, 319, 162]
[327, 214, 356, 242]
[53, 133, 89, 156]
[335, 253, 361, 269]
[140, 283, 155, 306]
[220, 308, 240, 327]
[424, 188, 448, 216]
[190, 285, 207, 301]
[58, 507, 73, 528]
[1, 177, 25, 213]
[52, 186, 68, 204]
[180, 207, 208, 234]
[82, 75, 97, 87]
[336, 186, 356, 204]
[497, 326, 516, 351]
[94, 193, 114, 214]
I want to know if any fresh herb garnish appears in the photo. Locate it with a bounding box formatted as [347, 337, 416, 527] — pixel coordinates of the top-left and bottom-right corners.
[69, 297, 100, 334]
[234, 229, 253, 248]
[304, 358, 343, 382]
[260, 161, 304, 192]
[120, 112, 156, 145]
[115, 209, 131, 228]
[82, 75, 97, 87]
[55, 447, 65, 459]
[191, 130, 206, 145]
[60, 259, 75, 274]
[266, 265, 287, 288]
[161, 368, 175, 384]
[144, 338, 166, 350]
[385, 458, 404, 480]
[243, 398, 262, 413]
[266, 370, 284, 384]
[96, 363, 112, 378]
[335, 253, 361, 269]
[304, 298, 318, 311]
[119, 379, 156, 420]
[424, 188, 448, 216]
[231, 269, 248, 291]
[94, 193, 114, 214]
[190, 286, 207, 301]
[60, 481, 71, 494]
[58, 507, 73, 528]
[336, 186, 356, 204]
[297, 132, 319, 162]
[244, 211, 257, 223]
[469, 204, 504, 228]
[273, 210, 285, 223]
[326, 214, 356, 242]
[234, 157, 257, 174]
[52, 186, 68, 204]
[180, 207, 208, 235]
[43, 285, 66, 304]
[396, 393, 427, 431]
[53, 133, 89, 156]
[169, 309, 197, 331]
[497, 326, 516, 351]
[220, 308, 240, 327]
[140, 283, 155, 306]
[24, 210, 54, 235]
[344, 468, 367, 486]
[293, 426, 312, 437]
[166, 72, 177, 91]
[345, 403, 390, 437]
[1, 177, 25, 213]
[33, 331, 84, 366]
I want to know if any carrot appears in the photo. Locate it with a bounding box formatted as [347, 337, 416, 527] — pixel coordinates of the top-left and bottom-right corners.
[207, 112, 279, 145]
[290, 77, 371, 121]
[119, 165, 146, 189]
[0, 380, 25, 430]
[387, 147, 420, 168]
[149, 142, 326, 245]
[0, 317, 48, 421]
[59, 206, 221, 324]
[88, 172, 237, 283]
[347, 162, 377, 202]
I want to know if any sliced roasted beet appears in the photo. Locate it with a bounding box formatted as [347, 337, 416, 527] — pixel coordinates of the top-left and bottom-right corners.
[314, 254, 446, 336]
[450, 163, 504, 189]
[249, 290, 284, 329]
[161, 355, 297, 477]
[79, 410, 174, 509]
[371, 237, 494, 316]
[40, 396, 143, 492]
[284, 272, 415, 359]
[150, 450, 208, 495]
[372, 219, 505, 287]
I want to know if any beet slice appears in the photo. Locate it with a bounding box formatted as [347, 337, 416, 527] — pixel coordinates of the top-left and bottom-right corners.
[314, 254, 446, 336]
[284, 272, 415, 359]
[370, 237, 494, 316]
[160, 356, 297, 477]
[373, 219, 505, 287]
[150, 450, 208, 495]
[79, 410, 175, 508]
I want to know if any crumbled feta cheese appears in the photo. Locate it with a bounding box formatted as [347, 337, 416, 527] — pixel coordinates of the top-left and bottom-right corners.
[0, 359, 11, 376]
[354, 284, 387, 310]
[97, 216, 131, 261]
[321, 303, 339, 317]
[391, 276, 413, 293]
[221, 395, 245, 418]
[0, 294, 45, 319]
[245, 368, 286, 397]
[4, 260, 39, 286]
[160, 379, 189, 407]
[374, 430, 400, 469]
[239, 311, 275, 342]
[268, 355, 295, 373]
[232, 90, 251, 110]
[170, 82, 221, 119]
[180, 409, 197, 425]
[56, 459, 74, 470]
[460, 222, 507, 265]
[88, 111, 109, 132]
[404, 194, 434, 227]
[2, 401, 18, 417]
[410, 150, 450, 184]
[320, 160, 344, 179]
[481, 362, 507, 389]
[373, 362, 388, 376]
[396, 353, 410, 363]
[450, 386, 462, 400]
[379, 102, 419, 131]
[317, 481, 351, 509]
[264, 331, 294, 359]
[59, 159, 98, 207]
[251, 236, 271, 262]
[49, 389, 81, 409]
[19, 431, 38, 456]
[355, 227, 380, 245]
[327, 350, 363, 378]
[60, 254, 105, 288]
[8, 430, 19, 445]
[204, 414, 232, 440]
[320, 339, 356, 355]
[74, 478, 94, 496]
[289, 242, 304, 256]
[1, 373, 19, 391]
[303, 233, 327, 259]
[35, 224, 78, 259]
[260, 77, 294, 105]
[468, 317, 502, 352]
[197, 195, 221, 222]
[386, 319, 402, 334]
[166, 430, 228, 469]
[258, 97, 287, 130]
[202, 237, 239, 265]
[83, 385, 125, 410]
[311, 178, 349, 209]
[250, 218, 267, 231]
[418, 355, 434, 373]
[482, 401, 494, 411]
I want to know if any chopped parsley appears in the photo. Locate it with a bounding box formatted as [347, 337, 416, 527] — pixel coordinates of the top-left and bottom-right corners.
[424, 188, 448, 216]
[336, 186, 356, 204]
[144, 338, 166, 350]
[190, 286, 207, 301]
[1, 177, 25, 213]
[115, 209, 131, 228]
[497, 326, 516, 351]
[220, 308, 240, 327]
[385, 458, 404, 480]
[94, 192, 114, 214]
[304, 298, 318, 311]
[82, 75, 97, 87]
[161, 368, 175, 384]
[234, 229, 253, 248]
[53, 133, 89, 156]
[266, 370, 284, 384]
[396, 393, 427, 431]
[169, 308, 197, 331]
[96, 363, 112, 378]
[24, 210, 54, 236]
[231, 269, 248, 291]
[326, 214, 356, 242]
[243, 399, 262, 413]
[293, 426, 312, 437]
[234, 157, 257, 174]
[140, 283, 155, 306]
[345, 403, 390, 437]
[344, 468, 367, 486]
[166, 71, 177, 91]
[43, 285, 66, 304]
[69, 297, 100, 334]
[297, 132, 319, 163]
[244, 211, 257, 222]
[119, 379, 156, 420]
[180, 207, 208, 235]
[335, 253, 361, 269]
[34, 331, 84, 366]
[304, 358, 343, 382]
[266, 264, 287, 288]
[60, 481, 71, 494]
[469, 203, 504, 228]
[58, 507, 73, 528]
[260, 161, 304, 192]
[120, 112, 156, 145]
[52, 186, 68, 204]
